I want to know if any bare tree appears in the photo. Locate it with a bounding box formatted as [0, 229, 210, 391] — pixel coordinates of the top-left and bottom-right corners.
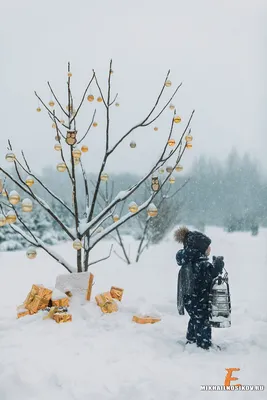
[0, 61, 194, 273]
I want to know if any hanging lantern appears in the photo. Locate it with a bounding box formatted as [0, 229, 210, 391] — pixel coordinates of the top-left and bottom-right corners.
[129, 201, 138, 213]
[52, 123, 56, 129]
[130, 141, 136, 148]
[147, 203, 158, 217]
[36, 107, 41, 112]
[6, 210, 16, 224]
[81, 145, 88, 153]
[185, 134, 193, 142]
[87, 95, 94, 102]
[25, 176, 34, 186]
[72, 148, 82, 158]
[93, 122, 98, 127]
[169, 176, 175, 184]
[49, 101, 55, 107]
[73, 239, 82, 250]
[54, 143, 62, 151]
[55, 135, 60, 142]
[115, 102, 120, 107]
[100, 173, 109, 182]
[74, 158, 80, 166]
[175, 165, 183, 172]
[166, 165, 173, 173]
[57, 163, 67, 172]
[209, 270, 231, 328]
[0, 214, 6, 226]
[186, 142, 193, 149]
[5, 152, 16, 162]
[9, 190, 20, 205]
[22, 198, 33, 212]
[97, 97, 103, 103]
[26, 247, 37, 259]
[169, 104, 175, 110]
[68, 72, 72, 77]
[154, 127, 158, 131]
[66, 130, 77, 145]
[158, 168, 165, 174]
[168, 138, 176, 147]
[113, 214, 119, 222]
[173, 116, 182, 123]
[165, 80, 172, 87]
[151, 176, 160, 192]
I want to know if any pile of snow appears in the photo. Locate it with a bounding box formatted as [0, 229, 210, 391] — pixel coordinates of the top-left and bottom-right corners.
[0, 227, 266, 399]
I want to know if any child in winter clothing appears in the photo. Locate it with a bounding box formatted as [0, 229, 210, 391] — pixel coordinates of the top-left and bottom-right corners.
[174, 227, 224, 350]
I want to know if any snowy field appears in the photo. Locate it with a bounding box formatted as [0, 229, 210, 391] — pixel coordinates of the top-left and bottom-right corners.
[0, 227, 267, 400]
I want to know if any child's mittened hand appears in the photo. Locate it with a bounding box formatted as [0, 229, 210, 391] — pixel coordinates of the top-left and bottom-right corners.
[213, 256, 224, 273]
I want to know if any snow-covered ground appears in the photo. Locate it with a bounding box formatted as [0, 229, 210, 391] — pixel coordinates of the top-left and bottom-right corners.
[0, 227, 267, 400]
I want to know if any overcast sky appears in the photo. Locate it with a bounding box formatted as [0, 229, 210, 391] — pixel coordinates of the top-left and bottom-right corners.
[0, 0, 266, 177]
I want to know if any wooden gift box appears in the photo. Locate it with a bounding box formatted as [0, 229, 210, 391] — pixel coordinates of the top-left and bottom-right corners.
[110, 286, 124, 302]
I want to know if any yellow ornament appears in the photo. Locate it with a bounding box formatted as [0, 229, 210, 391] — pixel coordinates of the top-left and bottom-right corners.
[73, 239, 82, 250]
[129, 201, 138, 213]
[49, 101, 55, 107]
[175, 165, 183, 172]
[110, 69, 114, 74]
[57, 163, 67, 172]
[0, 214, 6, 226]
[60, 119, 65, 124]
[54, 144, 62, 151]
[9, 190, 20, 205]
[130, 141, 136, 148]
[166, 165, 173, 173]
[169, 176, 175, 184]
[36, 107, 41, 112]
[1, 189, 8, 197]
[169, 104, 175, 110]
[25, 176, 35, 186]
[174, 116, 182, 123]
[185, 134, 193, 142]
[154, 127, 158, 131]
[74, 157, 80, 165]
[68, 72, 72, 77]
[100, 173, 109, 182]
[113, 214, 120, 222]
[93, 122, 98, 127]
[87, 95, 94, 102]
[6, 211, 16, 224]
[72, 149, 82, 158]
[5, 153, 16, 162]
[186, 142, 193, 149]
[26, 247, 37, 259]
[22, 198, 33, 212]
[55, 135, 60, 142]
[147, 203, 158, 217]
[165, 80, 172, 87]
[52, 123, 56, 129]
[168, 138, 176, 147]
[81, 145, 88, 153]
[97, 97, 103, 103]
[158, 168, 165, 174]
[115, 103, 120, 107]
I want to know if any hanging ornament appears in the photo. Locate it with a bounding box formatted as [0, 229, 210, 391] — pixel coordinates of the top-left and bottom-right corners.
[147, 203, 158, 217]
[129, 201, 138, 213]
[81, 145, 88, 153]
[6, 210, 16, 224]
[60, 119, 65, 124]
[73, 239, 82, 250]
[5, 153, 16, 162]
[74, 157, 80, 166]
[174, 116, 182, 123]
[25, 176, 35, 186]
[185, 134, 193, 142]
[158, 168, 165, 174]
[166, 165, 173, 173]
[87, 95, 94, 102]
[26, 247, 37, 259]
[169, 104, 175, 110]
[66, 105, 74, 114]
[165, 80, 172, 87]
[55, 135, 60, 142]
[36, 107, 41, 112]
[0, 214, 6, 226]
[93, 122, 98, 127]
[68, 72, 72, 77]
[110, 69, 114, 74]
[186, 142, 193, 149]
[154, 127, 158, 131]
[175, 165, 183, 172]
[66, 130, 77, 145]
[72, 148, 82, 158]
[52, 123, 56, 129]
[57, 163, 67, 172]
[49, 101, 55, 107]
[97, 97, 103, 103]
[100, 173, 109, 182]
[113, 214, 120, 222]
[22, 198, 33, 212]
[71, 109, 77, 116]
[130, 141, 136, 148]
[168, 138, 176, 147]
[115, 102, 120, 107]
[151, 176, 160, 192]
[54, 144, 62, 151]
[169, 176, 175, 184]
[1, 189, 7, 197]
[9, 190, 20, 205]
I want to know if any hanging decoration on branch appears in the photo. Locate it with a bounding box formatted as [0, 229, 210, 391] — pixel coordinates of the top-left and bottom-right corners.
[6, 210, 16, 224]
[68, 72, 72, 78]
[52, 123, 56, 129]
[169, 176, 175, 184]
[9, 190, 20, 205]
[54, 144, 62, 151]
[97, 97, 103, 103]
[72, 149, 81, 159]
[130, 141, 136, 148]
[166, 165, 173, 173]
[87, 94, 94, 102]
[185, 133, 193, 142]
[173, 116, 182, 123]
[186, 142, 193, 149]
[26, 247, 37, 259]
[113, 214, 120, 222]
[115, 102, 120, 107]
[1, 189, 7, 197]
[25, 176, 35, 186]
[55, 135, 60, 142]
[56, 163, 67, 172]
[73, 239, 82, 250]
[165, 80, 172, 87]
[0, 214, 6, 226]
[147, 203, 158, 217]
[175, 165, 183, 172]
[66, 130, 77, 145]
[154, 127, 158, 131]
[93, 122, 98, 127]
[129, 201, 138, 213]
[158, 168, 165, 174]
[151, 176, 160, 192]
[5, 153, 16, 162]
[22, 198, 33, 212]
[36, 107, 41, 112]
[169, 104, 175, 110]
[168, 138, 175, 147]
[49, 101, 55, 108]
[81, 145, 88, 153]
[100, 173, 109, 182]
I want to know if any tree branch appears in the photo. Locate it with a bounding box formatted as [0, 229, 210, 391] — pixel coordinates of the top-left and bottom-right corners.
[88, 244, 113, 267]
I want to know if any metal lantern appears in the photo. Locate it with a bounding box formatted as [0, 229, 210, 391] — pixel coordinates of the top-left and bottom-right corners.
[0, 214, 6, 226]
[175, 165, 183, 172]
[113, 214, 120, 222]
[9, 190, 20, 205]
[168, 138, 176, 147]
[151, 176, 160, 192]
[73, 239, 82, 250]
[22, 198, 33, 212]
[6, 210, 16, 224]
[81, 145, 88, 153]
[165, 80, 172, 87]
[169, 176, 175, 184]
[72, 148, 81, 158]
[130, 141, 136, 148]
[209, 270, 231, 328]
[173, 116, 181, 124]
[54, 144, 62, 151]
[5, 152, 16, 162]
[129, 201, 138, 213]
[166, 165, 173, 173]
[49, 101, 55, 107]
[147, 203, 158, 217]
[57, 163, 67, 172]
[100, 173, 109, 182]
[87, 95, 94, 102]
[36, 107, 41, 112]
[66, 130, 77, 145]
[26, 247, 37, 259]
